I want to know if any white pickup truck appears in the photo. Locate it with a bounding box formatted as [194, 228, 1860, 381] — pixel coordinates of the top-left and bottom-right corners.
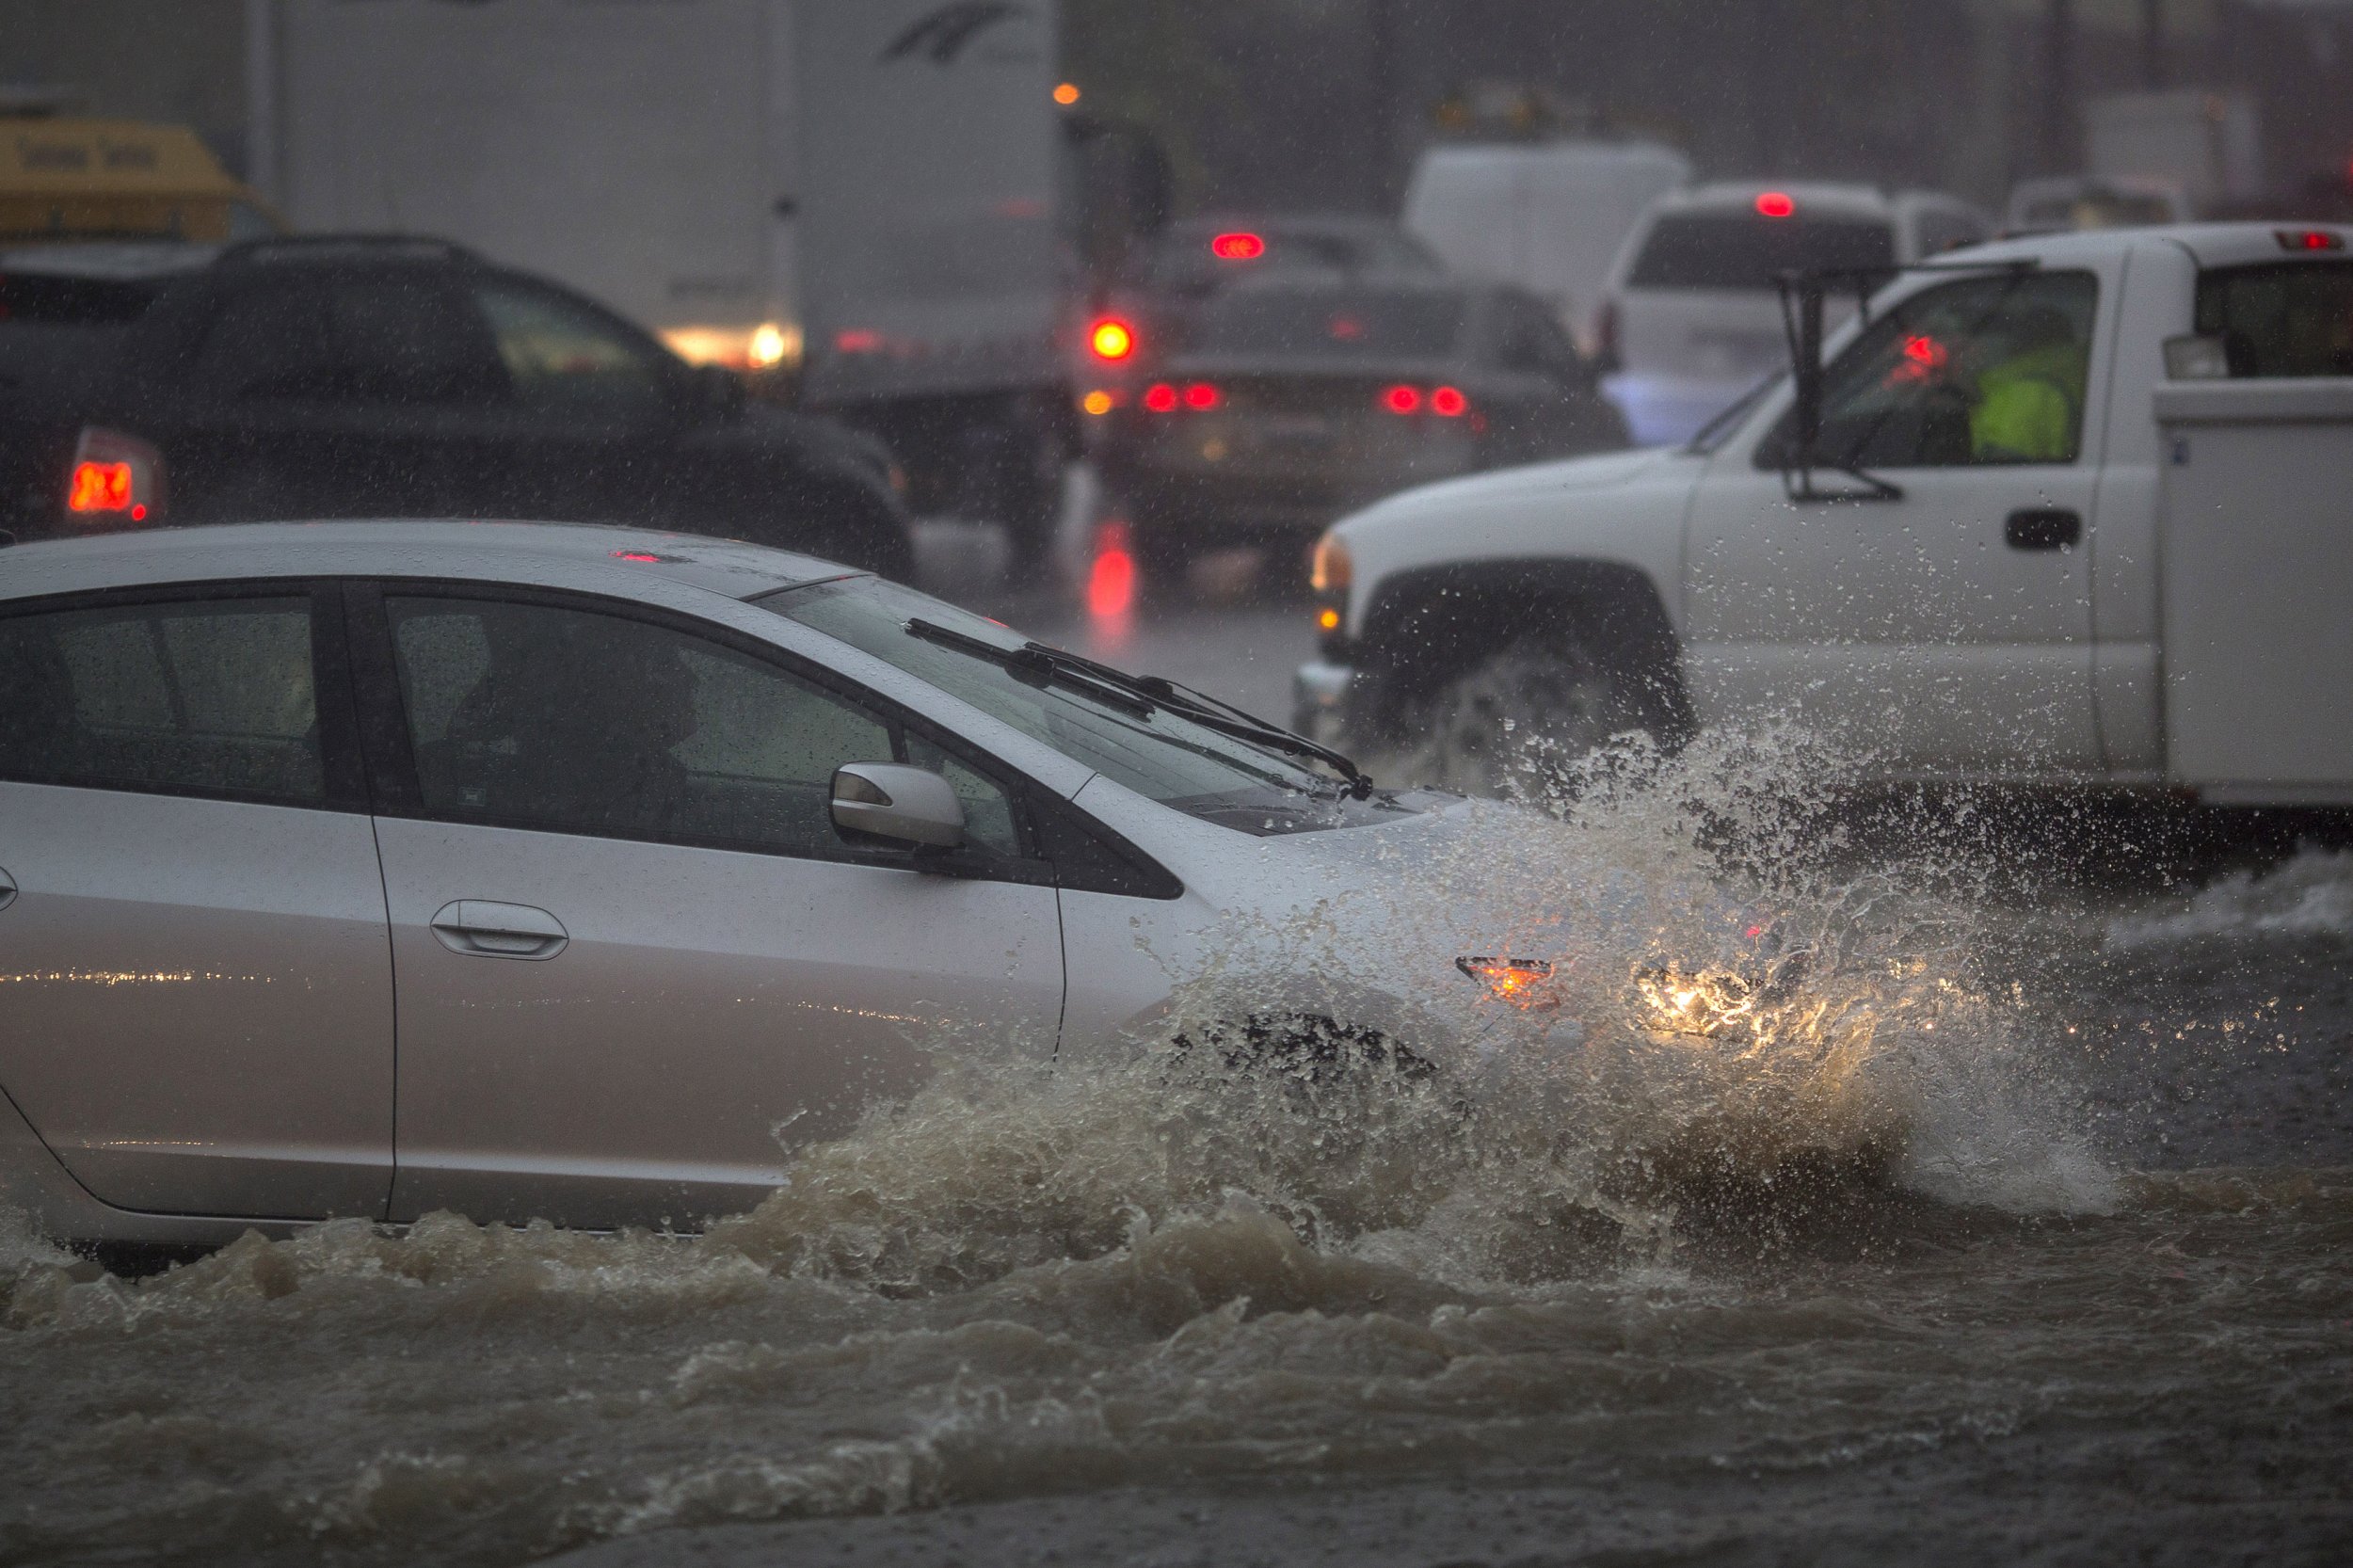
[1296, 223, 2353, 806]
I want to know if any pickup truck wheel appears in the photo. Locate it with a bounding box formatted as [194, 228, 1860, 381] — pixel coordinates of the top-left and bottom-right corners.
[1408, 637, 1641, 797]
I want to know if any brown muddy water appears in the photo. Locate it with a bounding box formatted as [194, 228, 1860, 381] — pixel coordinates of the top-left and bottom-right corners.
[4, 756, 2351, 1567]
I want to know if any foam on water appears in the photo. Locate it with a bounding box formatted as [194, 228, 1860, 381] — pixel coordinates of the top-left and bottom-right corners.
[2106, 842, 2353, 951]
[22, 724, 2307, 1566]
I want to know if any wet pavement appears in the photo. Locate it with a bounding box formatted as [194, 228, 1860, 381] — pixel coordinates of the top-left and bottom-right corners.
[4, 522, 2350, 1568]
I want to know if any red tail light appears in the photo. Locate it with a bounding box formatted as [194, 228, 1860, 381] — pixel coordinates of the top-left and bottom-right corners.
[1755, 190, 1796, 218]
[66, 427, 165, 525]
[1210, 232, 1266, 260]
[1143, 382, 1179, 413]
[2276, 228, 2345, 252]
[1089, 316, 1137, 360]
[1381, 384, 1422, 415]
[1430, 385, 1468, 417]
[1182, 381, 1221, 410]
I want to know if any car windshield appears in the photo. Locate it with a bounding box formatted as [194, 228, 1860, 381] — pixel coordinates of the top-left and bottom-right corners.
[1180, 287, 1465, 360]
[1629, 213, 1897, 290]
[760, 576, 1401, 834]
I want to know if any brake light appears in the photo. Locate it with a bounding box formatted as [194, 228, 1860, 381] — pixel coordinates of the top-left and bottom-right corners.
[69, 462, 132, 513]
[1182, 381, 1221, 410]
[1755, 191, 1796, 218]
[1430, 385, 1468, 417]
[1382, 384, 1422, 414]
[1143, 382, 1179, 413]
[1210, 232, 1266, 260]
[65, 427, 164, 525]
[2276, 228, 2345, 252]
[835, 328, 883, 353]
[1089, 316, 1137, 361]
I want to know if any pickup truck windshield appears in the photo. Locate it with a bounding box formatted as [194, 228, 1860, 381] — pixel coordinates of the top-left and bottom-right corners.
[760, 576, 1410, 835]
[1630, 214, 1897, 291]
[2197, 263, 2353, 377]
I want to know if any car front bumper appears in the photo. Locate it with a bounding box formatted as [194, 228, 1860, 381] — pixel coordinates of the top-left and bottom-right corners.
[1292, 657, 1355, 743]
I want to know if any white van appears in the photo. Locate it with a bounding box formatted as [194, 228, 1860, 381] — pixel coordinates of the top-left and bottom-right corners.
[1402, 140, 1690, 354]
[1599, 182, 1990, 445]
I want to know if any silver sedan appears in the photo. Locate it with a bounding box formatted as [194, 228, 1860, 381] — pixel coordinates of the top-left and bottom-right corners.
[0, 521, 1567, 1249]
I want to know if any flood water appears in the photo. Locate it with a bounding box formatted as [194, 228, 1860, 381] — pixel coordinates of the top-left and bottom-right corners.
[5, 738, 2350, 1567]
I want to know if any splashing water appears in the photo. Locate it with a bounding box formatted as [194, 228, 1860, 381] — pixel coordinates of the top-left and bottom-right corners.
[2, 725, 2345, 1566]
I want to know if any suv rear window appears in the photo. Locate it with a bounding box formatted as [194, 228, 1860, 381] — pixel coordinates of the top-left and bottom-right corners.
[1628, 214, 1897, 291]
[0, 271, 163, 325]
[2195, 263, 2353, 377]
[1182, 288, 1465, 360]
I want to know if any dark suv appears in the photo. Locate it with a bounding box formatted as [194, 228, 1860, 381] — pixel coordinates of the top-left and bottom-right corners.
[0, 237, 913, 576]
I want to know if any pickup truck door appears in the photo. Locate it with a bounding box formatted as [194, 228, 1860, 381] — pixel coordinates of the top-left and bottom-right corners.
[1683, 265, 2115, 775]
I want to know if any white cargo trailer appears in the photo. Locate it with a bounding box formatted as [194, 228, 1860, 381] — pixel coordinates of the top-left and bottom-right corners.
[245, 0, 1073, 555]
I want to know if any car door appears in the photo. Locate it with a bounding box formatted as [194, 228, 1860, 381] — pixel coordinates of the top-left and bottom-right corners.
[148, 264, 511, 523]
[350, 584, 1065, 1230]
[0, 584, 393, 1219]
[1481, 293, 1608, 464]
[1682, 265, 2112, 774]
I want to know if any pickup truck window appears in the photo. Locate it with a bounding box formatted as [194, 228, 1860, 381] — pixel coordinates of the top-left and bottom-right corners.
[2196, 263, 2353, 378]
[1757, 270, 2098, 470]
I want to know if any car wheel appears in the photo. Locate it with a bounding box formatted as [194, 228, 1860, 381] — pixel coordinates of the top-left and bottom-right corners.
[1404, 635, 1647, 798]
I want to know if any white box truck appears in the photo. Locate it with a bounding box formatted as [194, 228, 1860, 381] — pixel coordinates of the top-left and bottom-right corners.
[246, 0, 1073, 558]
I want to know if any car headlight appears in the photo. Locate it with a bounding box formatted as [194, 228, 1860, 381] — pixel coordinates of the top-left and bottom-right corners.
[1457, 955, 1557, 1010]
[1310, 534, 1352, 636]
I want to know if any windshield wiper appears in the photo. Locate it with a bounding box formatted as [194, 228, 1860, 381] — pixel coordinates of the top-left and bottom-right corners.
[906, 617, 1155, 715]
[905, 618, 1376, 797]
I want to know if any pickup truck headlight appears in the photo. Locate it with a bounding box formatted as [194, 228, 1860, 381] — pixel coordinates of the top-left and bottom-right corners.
[1310, 534, 1352, 639]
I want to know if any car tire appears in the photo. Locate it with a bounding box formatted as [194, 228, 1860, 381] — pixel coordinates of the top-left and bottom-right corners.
[1404, 635, 1651, 798]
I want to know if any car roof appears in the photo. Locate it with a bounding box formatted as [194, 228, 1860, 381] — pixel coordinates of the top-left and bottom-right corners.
[1905, 221, 2349, 273]
[0, 520, 855, 606]
[1654, 181, 1896, 220]
[0, 240, 222, 280]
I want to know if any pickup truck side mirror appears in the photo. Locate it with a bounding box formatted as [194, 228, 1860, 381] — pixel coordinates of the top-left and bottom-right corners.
[831, 762, 966, 850]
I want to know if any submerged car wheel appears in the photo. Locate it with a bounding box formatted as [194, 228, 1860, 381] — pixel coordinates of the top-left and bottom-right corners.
[1408, 636, 1643, 798]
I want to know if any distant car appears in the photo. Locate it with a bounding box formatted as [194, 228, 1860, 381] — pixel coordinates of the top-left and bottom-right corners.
[2003, 174, 2193, 236]
[0, 236, 913, 577]
[1097, 278, 1628, 587]
[1403, 139, 1691, 354]
[1077, 215, 1446, 417]
[0, 520, 1550, 1249]
[1597, 182, 1992, 445]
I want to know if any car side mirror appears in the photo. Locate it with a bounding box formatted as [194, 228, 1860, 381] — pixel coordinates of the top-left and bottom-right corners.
[831, 762, 965, 850]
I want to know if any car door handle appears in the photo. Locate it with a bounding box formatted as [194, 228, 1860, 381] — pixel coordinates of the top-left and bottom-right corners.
[429, 900, 568, 961]
[0, 868, 15, 913]
[2006, 508, 2082, 551]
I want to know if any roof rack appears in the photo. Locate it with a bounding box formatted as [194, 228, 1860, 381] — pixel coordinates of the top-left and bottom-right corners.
[216, 233, 477, 267]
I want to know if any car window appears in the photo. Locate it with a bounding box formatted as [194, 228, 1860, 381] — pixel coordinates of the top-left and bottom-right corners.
[1629, 213, 1897, 291]
[1183, 287, 1465, 360]
[1760, 270, 2099, 469]
[383, 596, 1023, 859]
[185, 273, 509, 406]
[2195, 263, 2353, 378]
[0, 596, 323, 804]
[762, 575, 1418, 836]
[471, 276, 677, 419]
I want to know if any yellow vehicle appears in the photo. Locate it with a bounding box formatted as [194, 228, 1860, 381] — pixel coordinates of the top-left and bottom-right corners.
[1, 113, 280, 244]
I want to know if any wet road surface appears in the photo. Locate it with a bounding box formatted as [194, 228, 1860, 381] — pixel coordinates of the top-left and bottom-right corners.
[4, 530, 2350, 1568]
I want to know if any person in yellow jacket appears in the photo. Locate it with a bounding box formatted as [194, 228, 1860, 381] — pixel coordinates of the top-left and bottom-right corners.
[1968, 306, 2090, 463]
